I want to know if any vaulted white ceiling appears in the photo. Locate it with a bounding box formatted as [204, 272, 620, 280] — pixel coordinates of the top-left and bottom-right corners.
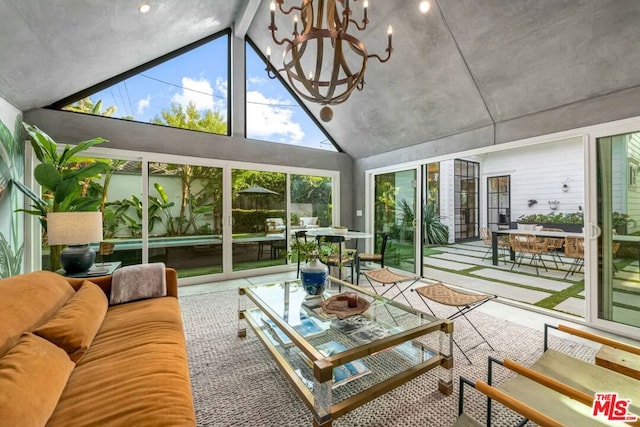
[1, 0, 639, 159]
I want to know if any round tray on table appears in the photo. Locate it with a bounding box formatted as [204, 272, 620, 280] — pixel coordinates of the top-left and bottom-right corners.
[322, 294, 370, 319]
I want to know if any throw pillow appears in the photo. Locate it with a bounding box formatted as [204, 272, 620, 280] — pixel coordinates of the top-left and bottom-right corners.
[110, 262, 167, 305]
[0, 333, 75, 427]
[33, 280, 108, 362]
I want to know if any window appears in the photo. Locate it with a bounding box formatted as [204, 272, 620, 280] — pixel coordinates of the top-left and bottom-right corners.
[60, 33, 229, 135]
[245, 41, 337, 151]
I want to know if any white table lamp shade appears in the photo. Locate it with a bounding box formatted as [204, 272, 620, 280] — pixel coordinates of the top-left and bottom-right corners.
[47, 212, 103, 245]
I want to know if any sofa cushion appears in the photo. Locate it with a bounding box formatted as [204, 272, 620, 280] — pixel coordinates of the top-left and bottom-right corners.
[33, 280, 108, 362]
[48, 297, 196, 426]
[0, 271, 75, 358]
[0, 333, 75, 427]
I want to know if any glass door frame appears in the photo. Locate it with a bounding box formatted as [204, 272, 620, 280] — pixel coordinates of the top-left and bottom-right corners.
[365, 165, 422, 276]
[588, 119, 640, 338]
[25, 145, 340, 284]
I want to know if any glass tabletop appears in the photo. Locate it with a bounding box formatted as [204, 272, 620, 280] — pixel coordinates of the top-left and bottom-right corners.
[241, 278, 449, 398]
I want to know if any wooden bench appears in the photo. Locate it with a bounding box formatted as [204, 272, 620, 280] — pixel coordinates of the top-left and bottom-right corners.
[596, 345, 640, 380]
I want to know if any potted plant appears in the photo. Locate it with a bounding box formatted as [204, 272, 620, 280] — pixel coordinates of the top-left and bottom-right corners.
[612, 212, 636, 235]
[15, 123, 108, 271]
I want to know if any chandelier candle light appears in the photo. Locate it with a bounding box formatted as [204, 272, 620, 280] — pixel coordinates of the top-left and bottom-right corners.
[267, 0, 393, 122]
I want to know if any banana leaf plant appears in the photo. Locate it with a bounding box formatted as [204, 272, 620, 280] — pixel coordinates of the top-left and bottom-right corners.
[17, 123, 109, 270]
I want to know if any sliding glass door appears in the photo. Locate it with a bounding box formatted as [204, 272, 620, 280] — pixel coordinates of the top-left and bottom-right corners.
[374, 169, 418, 274]
[596, 131, 640, 329]
[231, 169, 287, 271]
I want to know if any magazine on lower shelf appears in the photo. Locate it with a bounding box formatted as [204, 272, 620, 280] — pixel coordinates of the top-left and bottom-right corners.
[330, 315, 393, 344]
[262, 316, 327, 347]
[299, 340, 371, 389]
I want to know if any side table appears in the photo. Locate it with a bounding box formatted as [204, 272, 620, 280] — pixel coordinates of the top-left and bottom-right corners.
[57, 261, 122, 278]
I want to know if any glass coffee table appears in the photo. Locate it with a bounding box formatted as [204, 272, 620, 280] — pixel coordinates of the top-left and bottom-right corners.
[238, 275, 453, 427]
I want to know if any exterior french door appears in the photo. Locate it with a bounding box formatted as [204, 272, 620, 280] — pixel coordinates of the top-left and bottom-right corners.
[454, 159, 479, 240]
[487, 176, 511, 231]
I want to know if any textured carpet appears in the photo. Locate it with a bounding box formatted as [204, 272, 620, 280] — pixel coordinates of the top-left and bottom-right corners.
[179, 288, 598, 427]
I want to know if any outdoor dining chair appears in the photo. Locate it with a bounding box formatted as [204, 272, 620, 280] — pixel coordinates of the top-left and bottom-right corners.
[564, 235, 584, 279]
[480, 227, 509, 264]
[509, 233, 548, 275]
[541, 227, 565, 269]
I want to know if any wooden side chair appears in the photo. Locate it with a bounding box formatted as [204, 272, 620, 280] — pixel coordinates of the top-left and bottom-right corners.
[294, 230, 307, 278]
[356, 233, 389, 284]
[316, 235, 355, 282]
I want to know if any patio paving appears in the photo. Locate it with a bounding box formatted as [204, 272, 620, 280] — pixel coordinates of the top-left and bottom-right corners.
[423, 266, 552, 304]
[423, 257, 475, 271]
[423, 240, 582, 316]
[471, 268, 573, 292]
[553, 297, 585, 317]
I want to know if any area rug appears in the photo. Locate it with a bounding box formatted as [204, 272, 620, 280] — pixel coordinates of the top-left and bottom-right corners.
[179, 288, 598, 426]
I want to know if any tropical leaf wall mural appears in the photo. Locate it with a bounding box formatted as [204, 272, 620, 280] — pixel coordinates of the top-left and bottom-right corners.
[0, 113, 25, 278]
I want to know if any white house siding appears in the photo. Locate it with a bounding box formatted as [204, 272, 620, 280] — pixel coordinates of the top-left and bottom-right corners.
[478, 138, 584, 227]
[624, 133, 640, 234]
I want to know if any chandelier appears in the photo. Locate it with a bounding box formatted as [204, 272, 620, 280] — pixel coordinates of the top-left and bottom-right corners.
[266, 0, 393, 122]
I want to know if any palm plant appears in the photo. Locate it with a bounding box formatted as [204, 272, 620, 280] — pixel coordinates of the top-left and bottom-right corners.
[423, 202, 449, 245]
[19, 123, 109, 270]
[0, 115, 25, 277]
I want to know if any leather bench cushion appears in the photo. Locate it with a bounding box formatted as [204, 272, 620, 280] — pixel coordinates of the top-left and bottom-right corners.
[0, 271, 75, 358]
[33, 280, 108, 362]
[48, 297, 196, 427]
[0, 333, 75, 427]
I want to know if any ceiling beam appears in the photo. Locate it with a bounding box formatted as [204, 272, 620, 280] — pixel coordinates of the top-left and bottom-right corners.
[234, 0, 261, 38]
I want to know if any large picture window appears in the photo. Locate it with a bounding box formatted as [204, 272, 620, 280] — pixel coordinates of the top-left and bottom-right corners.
[59, 33, 230, 135]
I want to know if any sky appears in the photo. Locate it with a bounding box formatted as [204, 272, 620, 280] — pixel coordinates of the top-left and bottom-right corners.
[85, 35, 335, 152]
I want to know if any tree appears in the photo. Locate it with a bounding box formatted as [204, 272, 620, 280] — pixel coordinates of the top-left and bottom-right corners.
[63, 97, 117, 117]
[152, 102, 227, 135]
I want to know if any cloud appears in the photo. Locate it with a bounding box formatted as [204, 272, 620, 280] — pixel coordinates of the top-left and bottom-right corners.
[246, 91, 304, 143]
[171, 77, 215, 111]
[247, 75, 266, 86]
[137, 95, 151, 114]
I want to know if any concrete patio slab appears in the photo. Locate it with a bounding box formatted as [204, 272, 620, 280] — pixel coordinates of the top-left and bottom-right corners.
[614, 279, 640, 293]
[472, 268, 573, 292]
[612, 306, 640, 328]
[553, 297, 584, 317]
[423, 257, 474, 271]
[423, 267, 551, 304]
[613, 291, 640, 307]
[615, 270, 640, 281]
[431, 246, 487, 258]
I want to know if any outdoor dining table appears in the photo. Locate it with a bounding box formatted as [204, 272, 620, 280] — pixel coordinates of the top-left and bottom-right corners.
[491, 229, 584, 266]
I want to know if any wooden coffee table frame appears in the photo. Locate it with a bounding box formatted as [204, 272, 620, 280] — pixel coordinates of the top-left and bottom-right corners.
[238, 275, 454, 427]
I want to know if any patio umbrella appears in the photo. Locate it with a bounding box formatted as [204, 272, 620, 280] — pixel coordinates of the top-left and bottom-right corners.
[238, 185, 279, 210]
[238, 185, 279, 196]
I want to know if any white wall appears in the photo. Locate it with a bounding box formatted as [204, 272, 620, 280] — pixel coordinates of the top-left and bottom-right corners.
[479, 137, 584, 225]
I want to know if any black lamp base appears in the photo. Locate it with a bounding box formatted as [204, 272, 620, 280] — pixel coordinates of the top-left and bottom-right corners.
[60, 245, 96, 274]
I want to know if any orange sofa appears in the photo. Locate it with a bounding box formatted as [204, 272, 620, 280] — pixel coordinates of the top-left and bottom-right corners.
[0, 268, 196, 426]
